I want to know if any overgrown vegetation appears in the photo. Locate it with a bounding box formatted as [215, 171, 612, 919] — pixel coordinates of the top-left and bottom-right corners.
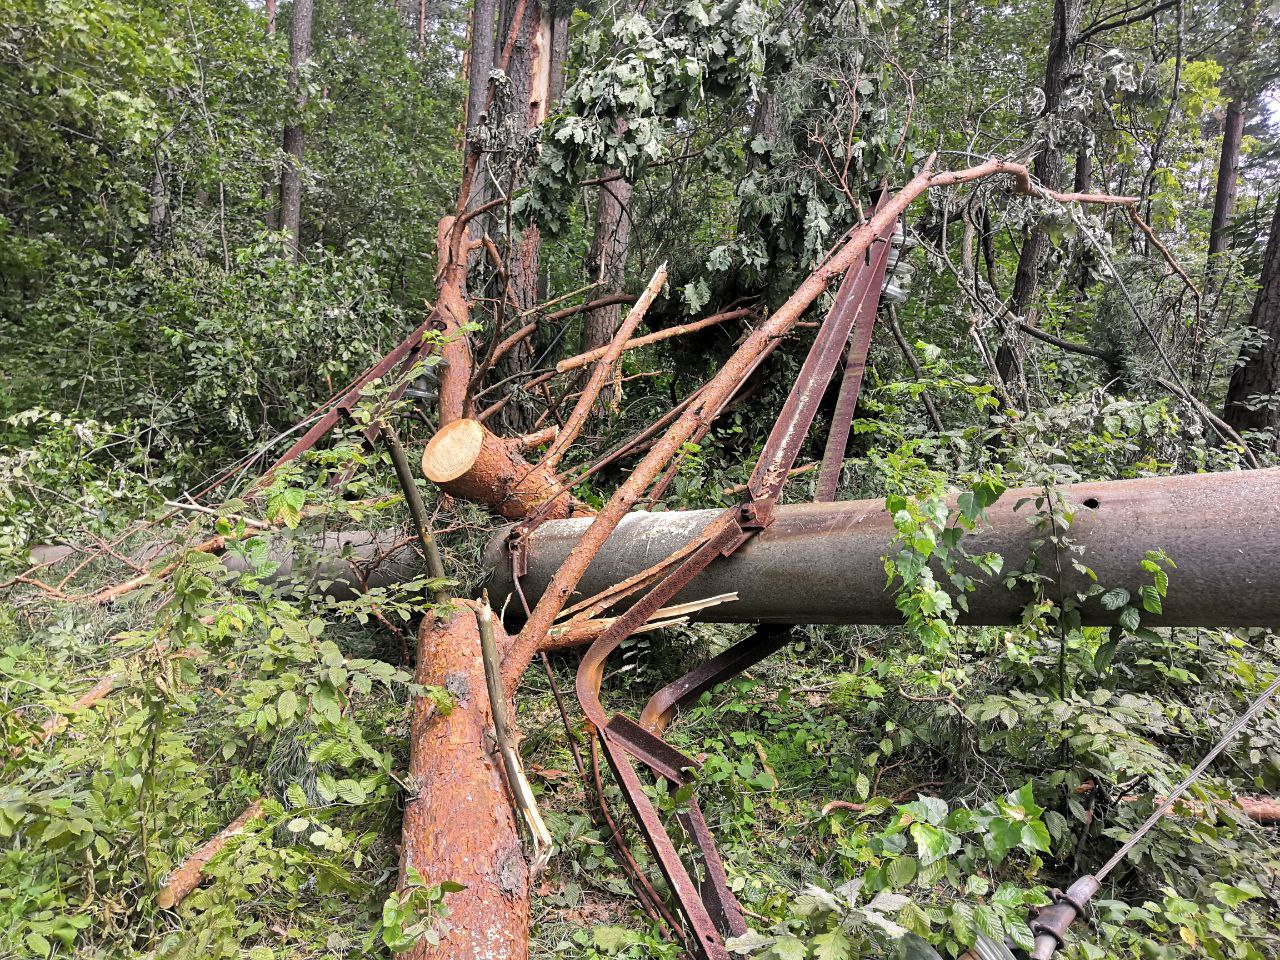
[2, 0, 1279, 958]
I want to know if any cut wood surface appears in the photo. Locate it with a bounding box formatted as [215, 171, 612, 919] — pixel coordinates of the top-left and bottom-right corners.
[421, 419, 587, 520]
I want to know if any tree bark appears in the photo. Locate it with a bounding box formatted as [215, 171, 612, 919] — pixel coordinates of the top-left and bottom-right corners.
[399, 604, 529, 960]
[1224, 199, 1280, 449]
[1208, 98, 1246, 260]
[580, 176, 634, 356]
[491, 0, 554, 432]
[279, 0, 314, 260]
[464, 0, 496, 134]
[999, 0, 1084, 381]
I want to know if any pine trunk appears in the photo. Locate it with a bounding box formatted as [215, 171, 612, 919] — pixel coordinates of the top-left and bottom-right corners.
[1208, 98, 1246, 260]
[998, 0, 1083, 381]
[1223, 199, 1280, 449]
[399, 605, 529, 960]
[279, 0, 314, 259]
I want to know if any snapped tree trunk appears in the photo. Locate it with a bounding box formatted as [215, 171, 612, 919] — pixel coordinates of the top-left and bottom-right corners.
[399, 604, 529, 960]
[491, 0, 558, 432]
[1208, 98, 1246, 261]
[1223, 199, 1280, 450]
[279, 0, 314, 260]
[999, 0, 1084, 382]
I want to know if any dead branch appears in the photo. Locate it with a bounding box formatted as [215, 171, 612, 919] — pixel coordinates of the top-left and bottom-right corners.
[540, 264, 668, 471]
[157, 799, 265, 908]
[478, 598, 552, 873]
[19, 674, 118, 753]
[489, 294, 637, 370]
[85, 535, 226, 605]
[554, 305, 757, 374]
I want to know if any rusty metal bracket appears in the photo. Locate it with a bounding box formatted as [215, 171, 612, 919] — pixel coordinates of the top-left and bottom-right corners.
[571, 205, 898, 958]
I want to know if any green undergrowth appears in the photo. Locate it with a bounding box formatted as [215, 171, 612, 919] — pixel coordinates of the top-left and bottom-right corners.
[3, 390, 1279, 960]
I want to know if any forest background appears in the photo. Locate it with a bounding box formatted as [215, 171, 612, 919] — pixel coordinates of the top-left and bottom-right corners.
[2, 0, 1280, 958]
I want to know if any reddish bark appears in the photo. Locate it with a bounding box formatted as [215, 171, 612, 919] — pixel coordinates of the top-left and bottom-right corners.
[400, 604, 528, 960]
[158, 800, 265, 909]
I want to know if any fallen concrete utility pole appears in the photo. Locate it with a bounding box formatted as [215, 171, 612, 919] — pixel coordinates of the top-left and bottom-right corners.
[487, 469, 1280, 628]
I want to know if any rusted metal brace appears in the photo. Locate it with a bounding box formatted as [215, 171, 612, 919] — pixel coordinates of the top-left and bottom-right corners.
[259, 314, 446, 490]
[566, 208, 898, 959]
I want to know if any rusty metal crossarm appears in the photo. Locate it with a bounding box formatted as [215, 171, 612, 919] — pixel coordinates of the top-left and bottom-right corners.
[564, 215, 907, 959]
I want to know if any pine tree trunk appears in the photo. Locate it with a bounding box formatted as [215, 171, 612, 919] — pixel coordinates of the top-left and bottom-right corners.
[399, 605, 529, 960]
[1223, 199, 1280, 450]
[492, 0, 556, 432]
[1208, 98, 1246, 260]
[998, 0, 1083, 382]
[279, 0, 314, 260]
[580, 175, 634, 356]
[464, 0, 496, 134]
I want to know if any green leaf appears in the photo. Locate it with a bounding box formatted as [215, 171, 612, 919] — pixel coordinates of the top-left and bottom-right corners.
[812, 927, 852, 960]
[888, 855, 918, 887]
[769, 936, 808, 960]
[910, 821, 956, 865]
[1100, 587, 1129, 610]
[1020, 820, 1051, 852]
[316, 773, 338, 803]
[1118, 606, 1141, 632]
[975, 904, 1005, 941]
[277, 689, 299, 721]
[592, 926, 639, 954]
[337, 779, 367, 804]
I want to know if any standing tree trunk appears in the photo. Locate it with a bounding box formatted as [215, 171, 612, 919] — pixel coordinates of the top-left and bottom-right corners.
[491, 0, 558, 432]
[263, 0, 280, 230]
[1208, 98, 1246, 260]
[1223, 199, 1280, 450]
[279, 0, 315, 260]
[464, 0, 496, 135]
[998, 0, 1084, 382]
[580, 175, 634, 356]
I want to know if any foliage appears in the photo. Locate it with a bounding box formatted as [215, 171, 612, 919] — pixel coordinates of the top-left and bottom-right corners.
[3, 0, 1280, 956]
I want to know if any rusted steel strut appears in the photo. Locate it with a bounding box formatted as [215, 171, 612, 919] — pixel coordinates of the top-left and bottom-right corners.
[549, 220, 898, 959]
